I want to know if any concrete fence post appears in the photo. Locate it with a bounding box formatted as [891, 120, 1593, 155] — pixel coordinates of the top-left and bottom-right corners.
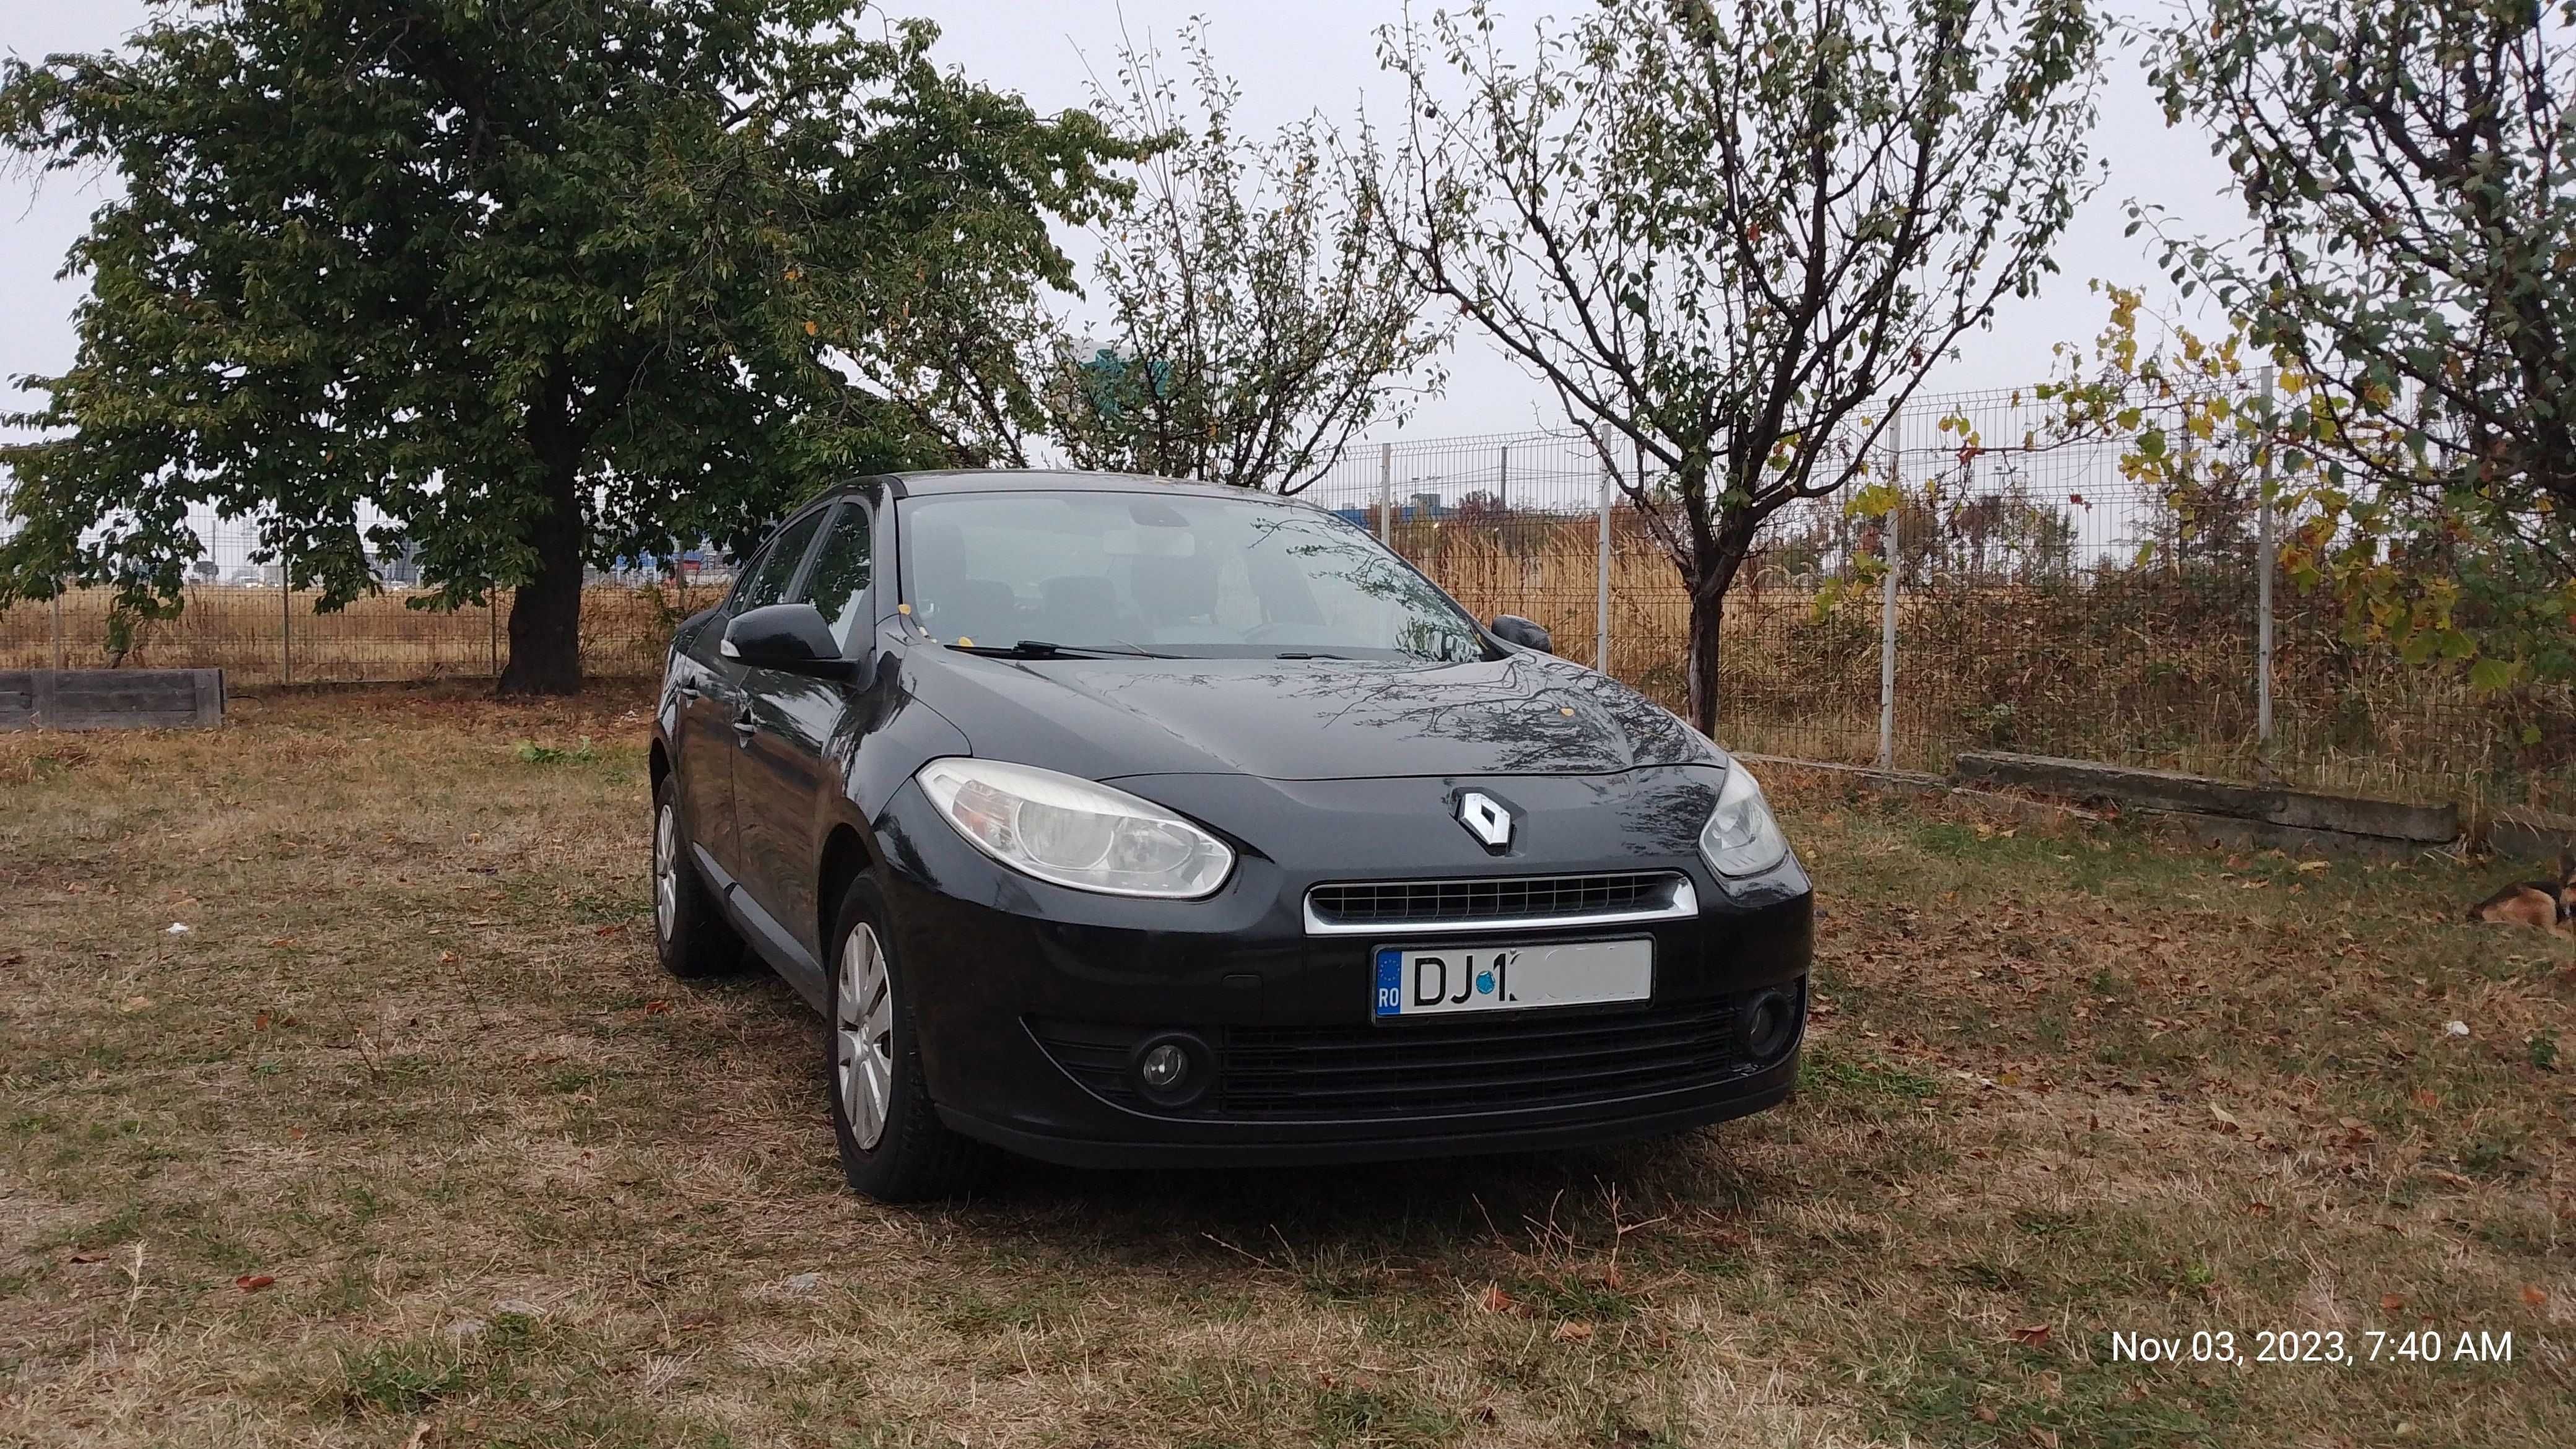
[490, 592, 502, 679]
[1377, 442, 1393, 545]
[1497, 443, 1508, 515]
[1878, 408, 1900, 772]
[1596, 453, 1612, 672]
[281, 553, 292, 687]
[51, 587, 64, 671]
[2256, 367, 2277, 755]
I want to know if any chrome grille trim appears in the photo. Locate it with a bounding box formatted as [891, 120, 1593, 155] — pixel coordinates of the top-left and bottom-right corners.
[1300, 871, 1698, 936]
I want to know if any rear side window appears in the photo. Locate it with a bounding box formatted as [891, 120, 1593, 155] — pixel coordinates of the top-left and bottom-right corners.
[801, 504, 873, 648]
[733, 511, 826, 614]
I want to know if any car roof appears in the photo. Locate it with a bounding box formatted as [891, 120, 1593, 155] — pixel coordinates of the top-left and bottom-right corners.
[833, 469, 1328, 507]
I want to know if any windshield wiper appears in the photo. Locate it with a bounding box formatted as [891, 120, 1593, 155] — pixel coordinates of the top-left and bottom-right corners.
[951, 639, 1173, 659]
[1273, 650, 1350, 659]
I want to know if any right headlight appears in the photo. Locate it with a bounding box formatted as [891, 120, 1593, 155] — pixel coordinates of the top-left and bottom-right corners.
[915, 757, 1235, 899]
[1699, 762, 1789, 879]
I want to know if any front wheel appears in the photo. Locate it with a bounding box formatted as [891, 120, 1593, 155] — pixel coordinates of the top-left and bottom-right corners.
[825, 877, 990, 1202]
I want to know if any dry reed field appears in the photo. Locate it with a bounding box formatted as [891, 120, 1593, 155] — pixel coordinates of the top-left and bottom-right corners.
[4, 685, 2570, 1447]
[1416, 523, 2575, 815]
[6, 521, 2568, 814]
[0, 585, 702, 687]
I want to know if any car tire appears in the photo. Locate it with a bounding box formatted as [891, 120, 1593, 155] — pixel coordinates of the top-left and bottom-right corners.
[824, 876, 990, 1203]
[651, 775, 744, 980]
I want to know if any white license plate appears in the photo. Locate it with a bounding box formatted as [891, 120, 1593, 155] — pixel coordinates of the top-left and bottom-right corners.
[1372, 939, 1652, 1019]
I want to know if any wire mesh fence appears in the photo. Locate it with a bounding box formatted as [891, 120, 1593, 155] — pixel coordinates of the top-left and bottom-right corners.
[5, 382, 2569, 814]
[0, 509, 718, 686]
[1297, 388, 2572, 816]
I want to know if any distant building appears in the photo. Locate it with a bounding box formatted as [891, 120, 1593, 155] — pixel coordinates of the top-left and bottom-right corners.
[1332, 495, 1451, 531]
[373, 537, 425, 586]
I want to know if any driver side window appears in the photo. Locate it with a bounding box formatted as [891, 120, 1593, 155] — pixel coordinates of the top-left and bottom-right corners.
[799, 504, 873, 650]
[730, 510, 826, 617]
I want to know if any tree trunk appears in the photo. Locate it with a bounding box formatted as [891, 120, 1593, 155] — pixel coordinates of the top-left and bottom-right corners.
[1683, 537, 1751, 738]
[1684, 585, 1725, 738]
[499, 414, 586, 695]
[500, 359, 589, 696]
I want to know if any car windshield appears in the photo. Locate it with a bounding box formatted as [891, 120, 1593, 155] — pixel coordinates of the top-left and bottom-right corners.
[899, 489, 1489, 662]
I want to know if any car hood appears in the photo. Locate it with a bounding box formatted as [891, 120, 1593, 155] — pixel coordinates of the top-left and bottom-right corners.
[904, 647, 1718, 781]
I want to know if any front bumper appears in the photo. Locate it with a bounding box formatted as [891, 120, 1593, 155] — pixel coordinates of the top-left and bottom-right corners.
[872, 768, 1812, 1168]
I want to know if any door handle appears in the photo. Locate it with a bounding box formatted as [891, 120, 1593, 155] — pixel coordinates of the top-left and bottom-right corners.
[676, 681, 701, 700]
[732, 708, 757, 741]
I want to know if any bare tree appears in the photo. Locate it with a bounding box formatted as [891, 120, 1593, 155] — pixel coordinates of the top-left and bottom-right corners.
[859, 25, 1448, 490]
[1378, 0, 2103, 730]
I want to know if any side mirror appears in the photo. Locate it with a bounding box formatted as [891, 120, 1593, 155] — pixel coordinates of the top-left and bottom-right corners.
[723, 602, 866, 683]
[1489, 614, 1552, 654]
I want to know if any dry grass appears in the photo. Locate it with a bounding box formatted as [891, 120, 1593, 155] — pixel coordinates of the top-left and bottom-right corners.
[3, 686, 2570, 1446]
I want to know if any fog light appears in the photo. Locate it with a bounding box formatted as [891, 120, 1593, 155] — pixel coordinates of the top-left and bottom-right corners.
[1140, 1042, 1188, 1090]
[1131, 1032, 1211, 1107]
[1743, 988, 1800, 1063]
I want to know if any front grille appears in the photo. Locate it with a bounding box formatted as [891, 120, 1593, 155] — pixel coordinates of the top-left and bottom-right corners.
[1303, 871, 1693, 935]
[1029, 991, 1776, 1121]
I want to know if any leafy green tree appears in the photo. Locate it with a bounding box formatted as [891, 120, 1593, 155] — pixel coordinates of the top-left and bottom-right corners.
[0, 0, 1129, 692]
[1378, 0, 2103, 733]
[865, 25, 1447, 491]
[2139, 0, 2576, 685]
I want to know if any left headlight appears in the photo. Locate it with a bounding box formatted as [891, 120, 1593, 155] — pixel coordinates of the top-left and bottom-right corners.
[1699, 762, 1789, 879]
[915, 757, 1235, 899]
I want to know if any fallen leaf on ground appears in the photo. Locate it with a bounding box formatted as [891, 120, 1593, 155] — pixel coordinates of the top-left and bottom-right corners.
[2524, 1284, 2549, 1307]
[2380, 1293, 2406, 1313]
[237, 1274, 276, 1292]
[1551, 1320, 1594, 1342]
[2010, 1323, 2052, 1347]
[1476, 1283, 1515, 1314]
[643, 1000, 671, 1015]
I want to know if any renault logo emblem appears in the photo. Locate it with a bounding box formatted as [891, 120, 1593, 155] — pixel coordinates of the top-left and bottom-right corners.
[1456, 790, 1513, 850]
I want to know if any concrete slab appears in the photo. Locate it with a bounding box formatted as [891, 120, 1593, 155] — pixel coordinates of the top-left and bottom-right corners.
[0, 668, 226, 731]
[2487, 806, 2576, 865]
[1951, 751, 2456, 843]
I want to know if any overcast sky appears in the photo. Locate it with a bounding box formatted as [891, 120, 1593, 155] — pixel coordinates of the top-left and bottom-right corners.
[1, 1, 2244, 446]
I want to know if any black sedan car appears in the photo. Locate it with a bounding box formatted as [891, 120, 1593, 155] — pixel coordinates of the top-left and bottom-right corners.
[649, 471, 1811, 1201]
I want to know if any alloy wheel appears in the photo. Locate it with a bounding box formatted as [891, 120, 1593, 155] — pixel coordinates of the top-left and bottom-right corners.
[837, 925, 895, 1149]
[653, 802, 679, 943]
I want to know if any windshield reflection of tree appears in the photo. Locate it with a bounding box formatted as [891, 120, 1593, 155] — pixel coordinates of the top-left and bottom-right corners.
[1251, 514, 1480, 662]
[1122, 651, 1706, 780]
